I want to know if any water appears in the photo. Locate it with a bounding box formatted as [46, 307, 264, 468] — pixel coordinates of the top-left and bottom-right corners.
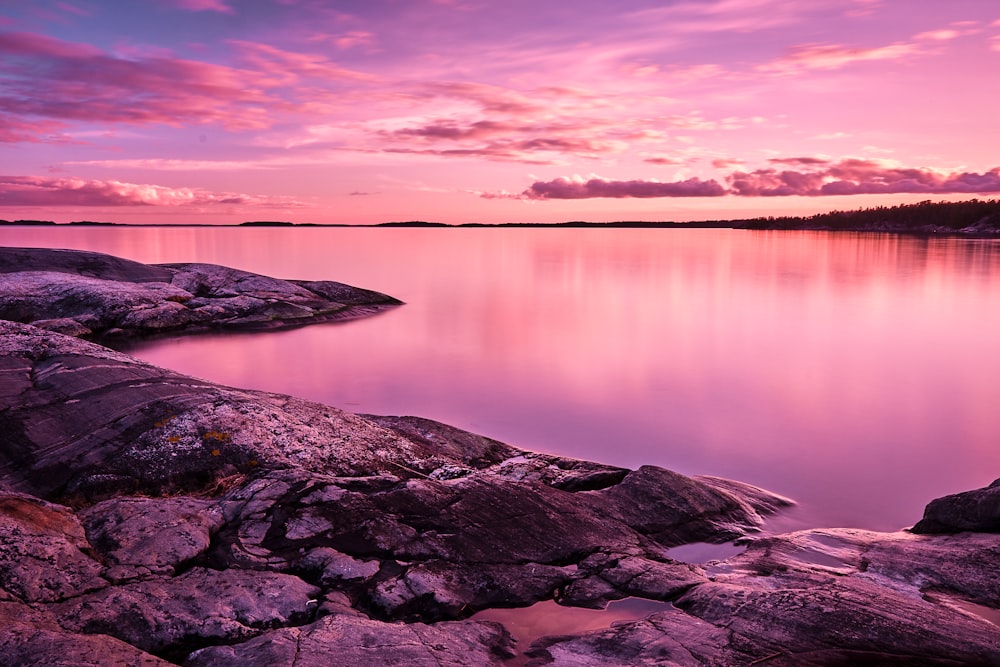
[4, 226, 999, 532]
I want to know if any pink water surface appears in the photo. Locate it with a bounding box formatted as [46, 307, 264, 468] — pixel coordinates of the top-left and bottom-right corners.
[4, 226, 999, 531]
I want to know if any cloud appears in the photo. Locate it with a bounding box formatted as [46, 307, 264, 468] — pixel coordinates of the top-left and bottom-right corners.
[55, 2, 92, 17]
[0, 32, 382, 141]
[503, 161, 1000, 200]
[228, 40, 377, 84]
[0, 31, 281, 130]
[913, 29, 960, 41]
[0, 175, 308, 207]
[768, 157, 830, 166]
[384, 134, 626, 164]
[66, 158, 277, 171]
[523, 176, 727, 199]
[761, 41, 920, 73]
[375, 111, 646, 163]
[0, 113, 69, 143]
[730, 160, 1000, 196]
[332, 31, 376, 50]
[169, 0, 235, 13]
[644, 156, 684, 166]
[712, 158, 746, 169]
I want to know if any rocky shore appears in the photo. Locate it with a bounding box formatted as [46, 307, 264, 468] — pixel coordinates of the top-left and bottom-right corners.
[0, 248, 997, 666]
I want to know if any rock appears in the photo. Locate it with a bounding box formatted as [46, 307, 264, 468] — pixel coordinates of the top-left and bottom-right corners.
[676, 572, 999, 665]
[298, 547, 382, 586]
[0, 247, 402, 340]
[80, 495, 225, 579]
[0, 490, 106, 603]
[362, 415, 520, 468]
[29, 317, 93, 337]
[7, 249, 997, 665]
[0, 600, 171, 667]
[368, 560, 574, 621]
[594, 465, 790, 546]
[0, 321, 436, 500]
[185, 614, 515, 667]
[530, 528, 1000, 665]
[525, 606, 745, 666]
[54, 567, 319, 659]
[575, 550, 706, 602]
[0, 246, 173, 282]
[912, 478, 1000, 534]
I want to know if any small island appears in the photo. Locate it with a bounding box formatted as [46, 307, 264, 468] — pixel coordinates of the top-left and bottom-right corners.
[0, 247, 997, 666]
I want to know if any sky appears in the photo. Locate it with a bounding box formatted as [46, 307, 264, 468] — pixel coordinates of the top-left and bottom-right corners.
[1, 0, 999, 225]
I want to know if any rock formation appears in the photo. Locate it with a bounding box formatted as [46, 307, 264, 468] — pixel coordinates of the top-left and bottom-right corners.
[0, 248, 997, 665]
[0, 246, 402, 340]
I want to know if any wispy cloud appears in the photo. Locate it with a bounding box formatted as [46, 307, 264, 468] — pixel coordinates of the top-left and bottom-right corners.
[760, 41, 920, 74]
[0, 175, 308, 207]
[66, 158, 279, 171]
[0, 112, 69, 143]
[228, 40, 378, 84]
[521, 175, 727, 199]
[0, 31, 279, 130]
[169, 0, 235, 14]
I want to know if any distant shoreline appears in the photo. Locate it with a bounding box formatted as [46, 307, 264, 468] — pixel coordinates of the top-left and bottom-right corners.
[3, 198, 999, 234]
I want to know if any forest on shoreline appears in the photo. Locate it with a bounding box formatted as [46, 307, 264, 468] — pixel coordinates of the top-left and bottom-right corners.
[3, 198, 999, 233]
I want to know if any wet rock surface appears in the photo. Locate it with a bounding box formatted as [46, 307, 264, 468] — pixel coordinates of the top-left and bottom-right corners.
[0, 246, 402, 340]
[1, 251, 997, 665]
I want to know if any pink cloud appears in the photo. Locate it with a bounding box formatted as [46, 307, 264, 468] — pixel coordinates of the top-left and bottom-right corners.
[383, 137, 616, 165]
[332, 31, 375, 50]
[768, 157, 830, 166]
[712, 158, 746, 169]
[914, 29, 961, 41]
[506, 161, 1000, 200]
[169, 0, 235, 14]
[0, 175, 308, 207]
[644, 156, 684, 166]
[523, 176, 727, 199]
[376, 111, 644, 163]
[761, 41, 921, 73]
[730, 160, 1000, 196]
[55, 2, 92, 17]
[0, 113, 69, 143]
[0, 31, 280, 131]
[229, 40, 378, 84]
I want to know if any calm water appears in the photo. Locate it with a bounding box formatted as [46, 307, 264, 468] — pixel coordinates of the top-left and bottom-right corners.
[4, 226, 999, 532]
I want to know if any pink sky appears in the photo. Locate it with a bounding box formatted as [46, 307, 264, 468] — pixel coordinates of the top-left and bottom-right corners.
[1, 0, 998, 225]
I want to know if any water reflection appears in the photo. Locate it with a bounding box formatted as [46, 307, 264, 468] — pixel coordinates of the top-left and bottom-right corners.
[6, 227, 1000, 531]
[472, 598, 671, 661]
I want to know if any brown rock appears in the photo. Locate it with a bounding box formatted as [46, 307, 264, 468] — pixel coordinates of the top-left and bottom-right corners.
[0, 490, 105, 603]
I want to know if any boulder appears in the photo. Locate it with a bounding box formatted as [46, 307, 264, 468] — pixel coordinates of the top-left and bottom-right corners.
[54, 568, 319, 659]
[80, 495, 225, 579]
[912, 478, 1000, 534]
[0, 600, 171, 667]
[0, 490, 106, 603]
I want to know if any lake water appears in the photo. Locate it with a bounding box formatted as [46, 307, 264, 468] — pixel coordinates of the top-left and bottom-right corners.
[4, 226, 999, 533]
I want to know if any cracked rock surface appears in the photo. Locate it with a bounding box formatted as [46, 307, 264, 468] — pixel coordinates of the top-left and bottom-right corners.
[0, 250, 997, 665]
[0, 246, 402, 340]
